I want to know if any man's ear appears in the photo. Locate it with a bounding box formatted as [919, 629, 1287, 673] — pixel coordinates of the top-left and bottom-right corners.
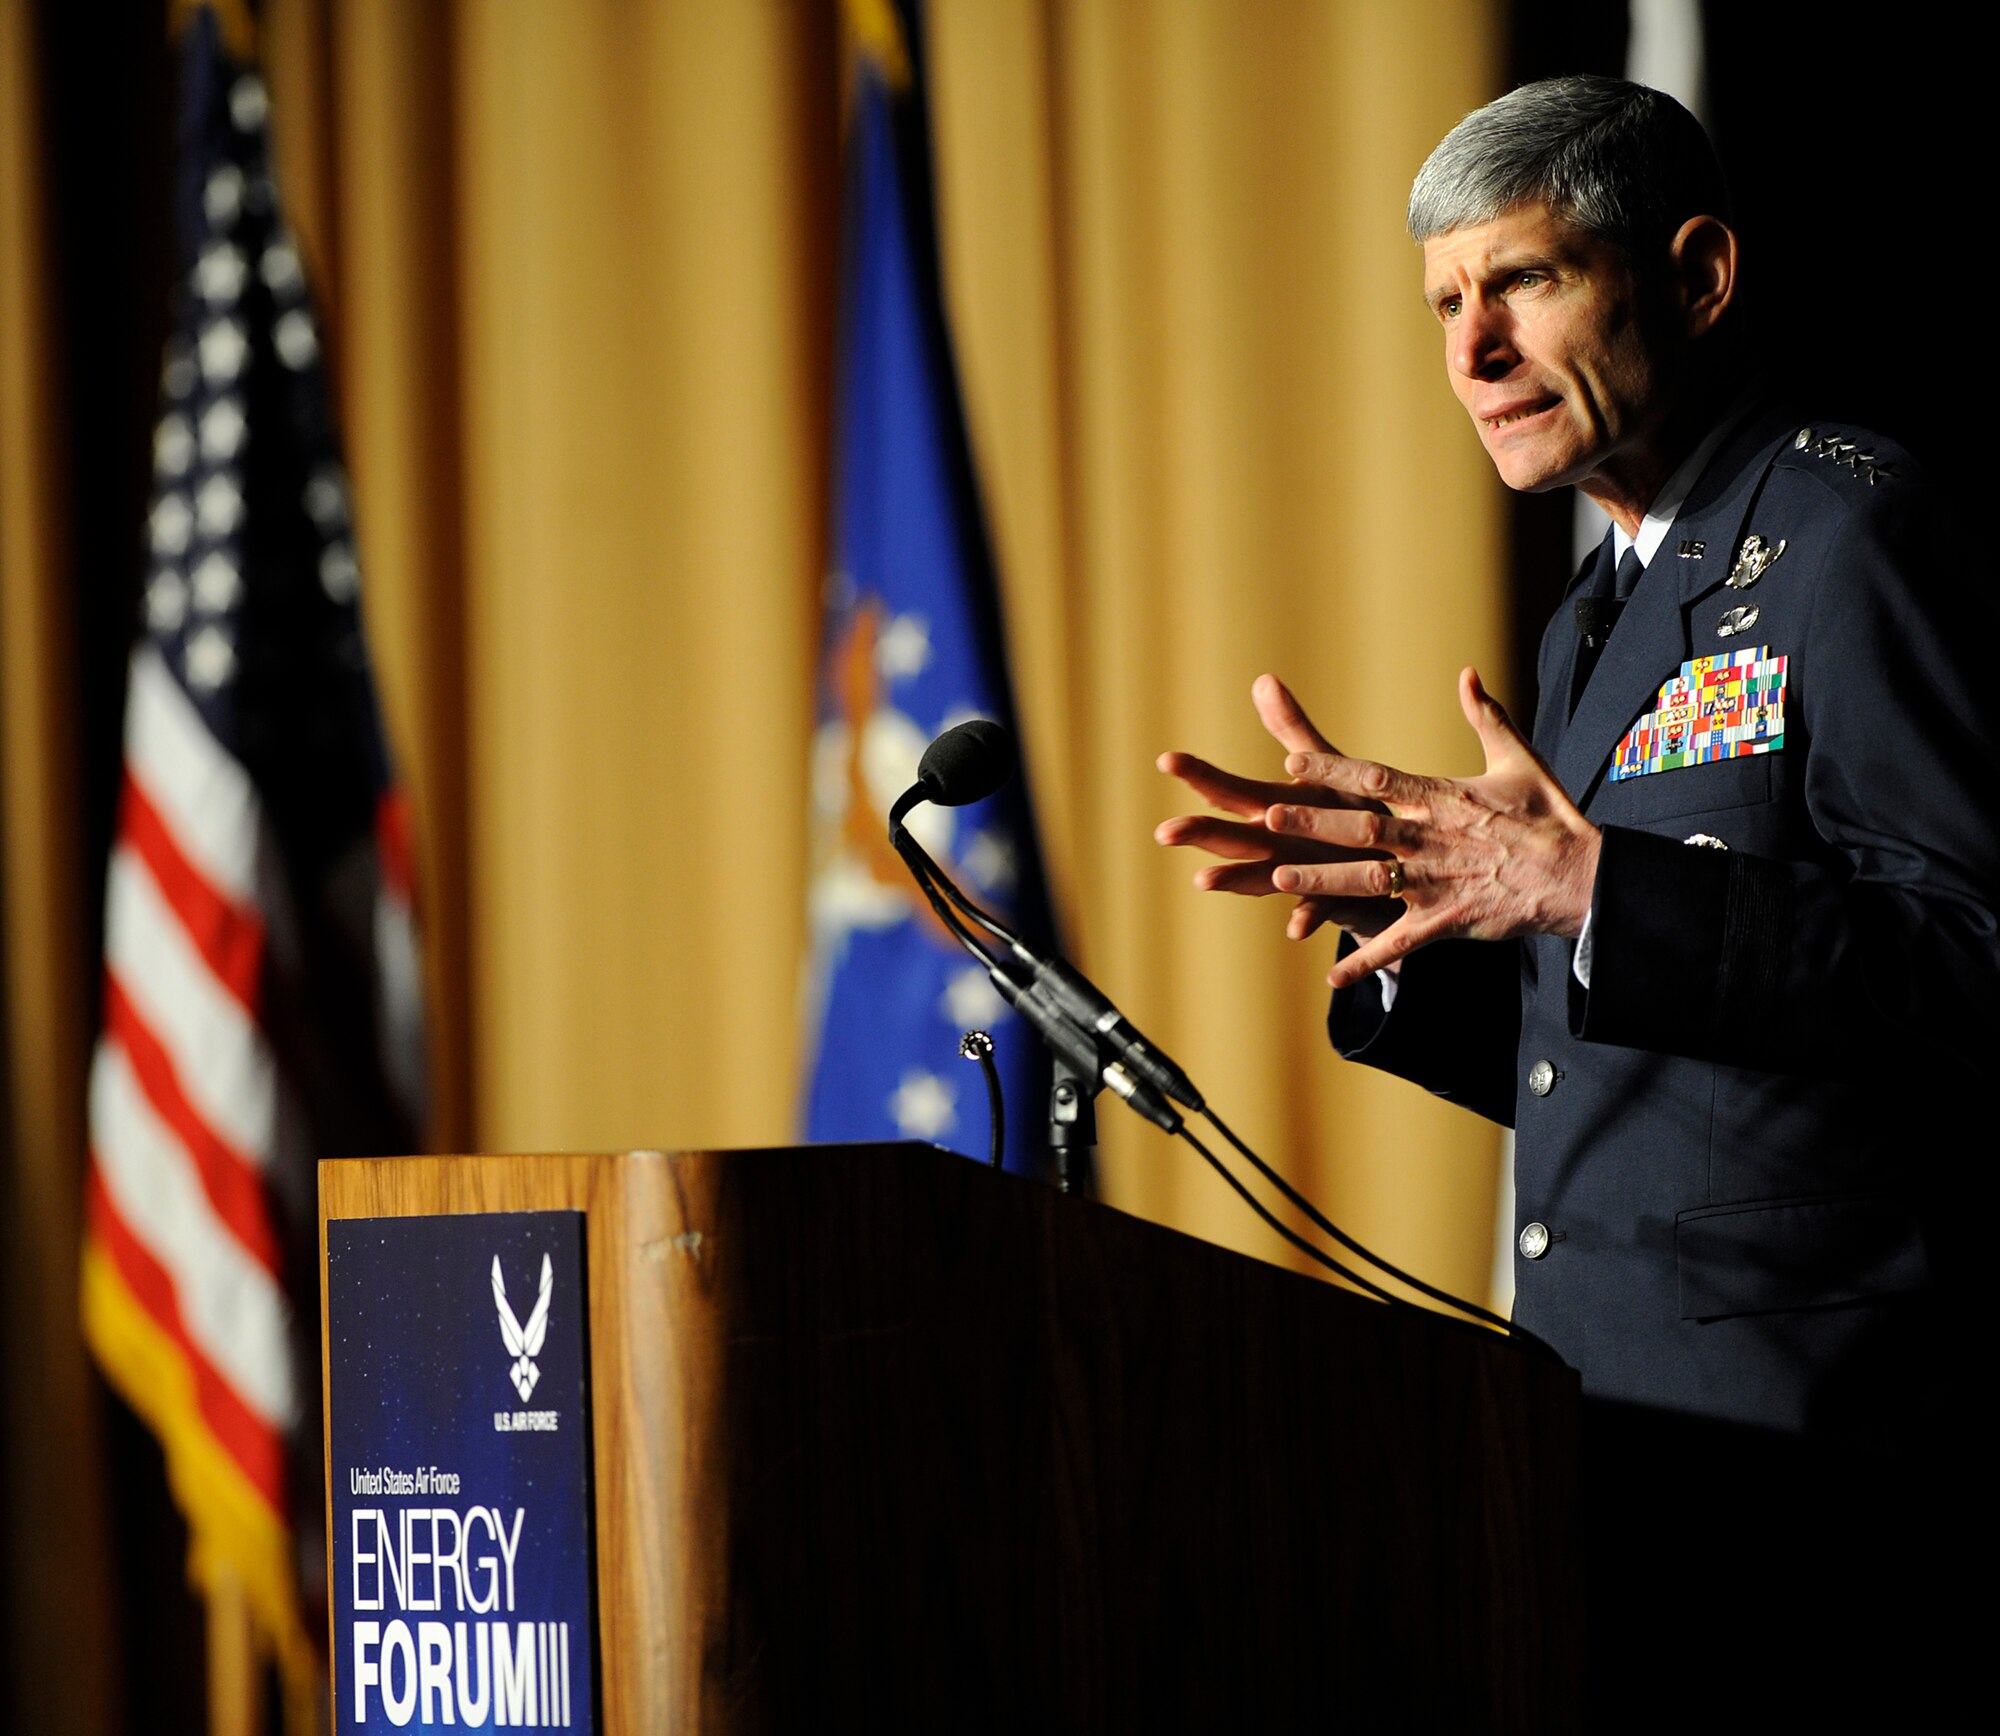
[1670, 215, 1739, 338]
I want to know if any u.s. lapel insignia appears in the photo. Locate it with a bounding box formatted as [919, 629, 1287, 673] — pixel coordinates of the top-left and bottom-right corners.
[1609, 646, 1787, 781]
[1677, 539, 1706, 559]
[1725, 532, 1785, 589]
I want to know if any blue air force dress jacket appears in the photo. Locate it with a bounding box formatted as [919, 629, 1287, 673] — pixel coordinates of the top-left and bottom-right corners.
[1329, 407, 1998, 1448]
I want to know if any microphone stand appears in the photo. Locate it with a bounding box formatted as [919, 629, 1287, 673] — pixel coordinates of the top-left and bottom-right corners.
[1047, 1051, 1095, 1194]
[888, 794, 1113, 1192]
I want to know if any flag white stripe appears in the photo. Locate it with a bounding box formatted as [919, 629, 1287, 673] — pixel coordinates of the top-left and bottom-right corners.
[374, 889, 426, 1128]
[90, 1039, 297, 1427]
[124, 643, 260, 902]
[105, 843, 276, 1163]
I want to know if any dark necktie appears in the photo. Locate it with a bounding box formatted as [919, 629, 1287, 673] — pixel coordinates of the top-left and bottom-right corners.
[1570, 545, 1644, 717]
[1612, 545, 1643, 601]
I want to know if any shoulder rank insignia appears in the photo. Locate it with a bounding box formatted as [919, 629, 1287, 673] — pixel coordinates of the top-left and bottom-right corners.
[1609, 645, 1786, 782]
[1725, 532, 1785, 589]
[1795, 425, 1897, 485]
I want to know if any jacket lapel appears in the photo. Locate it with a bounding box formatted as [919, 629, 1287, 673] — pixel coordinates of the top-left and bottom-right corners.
[1533, 534, 1616, 751]
[1553, 408, 1796, 812]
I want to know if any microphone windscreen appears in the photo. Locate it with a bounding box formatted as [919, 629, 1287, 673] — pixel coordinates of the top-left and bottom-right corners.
[918, 719, 1013, 807]
[1574, 597, 1624, 641]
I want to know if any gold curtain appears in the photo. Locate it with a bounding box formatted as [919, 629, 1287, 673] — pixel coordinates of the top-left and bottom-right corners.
[263, 0, 846, 1155]
[1, 0, 1505, 1710]
[260, 0, 1508, 1282]
[925, 0, 1508, 1279]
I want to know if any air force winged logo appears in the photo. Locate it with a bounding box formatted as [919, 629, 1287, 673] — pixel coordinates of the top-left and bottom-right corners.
[491, 1254, 553, 1403]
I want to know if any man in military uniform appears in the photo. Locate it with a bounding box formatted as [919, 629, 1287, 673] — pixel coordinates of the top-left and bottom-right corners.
[1158, 76, 1993, 1708]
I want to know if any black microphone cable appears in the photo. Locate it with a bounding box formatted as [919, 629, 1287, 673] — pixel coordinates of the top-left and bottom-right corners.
[1200, 1107, 1559, 1359]
[1173, 1122, 1406, 1307]
[889, 818, 1012, 978]
[891, 802, 1021, 957]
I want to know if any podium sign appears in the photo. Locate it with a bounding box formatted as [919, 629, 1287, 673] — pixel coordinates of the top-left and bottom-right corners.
[327, 1211, 599, 1732]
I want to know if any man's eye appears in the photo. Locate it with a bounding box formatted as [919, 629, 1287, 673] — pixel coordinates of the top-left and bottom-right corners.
[1512, 271, 1544, 291]
[1438, 297, 1461, 321]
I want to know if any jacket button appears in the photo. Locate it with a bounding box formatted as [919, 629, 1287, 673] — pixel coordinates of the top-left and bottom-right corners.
[1519, 1221, 1552, 1260]
[1527, 1058, 1557, 1097]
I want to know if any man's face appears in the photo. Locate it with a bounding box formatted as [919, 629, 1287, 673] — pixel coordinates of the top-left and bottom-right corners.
[1422, 203, 1676, 501]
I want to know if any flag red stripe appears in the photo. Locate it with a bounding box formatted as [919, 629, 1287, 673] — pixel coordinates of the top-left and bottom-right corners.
[119, 770, 264, 1012]
[101, 976, 281, 1274]
[84, 1167, 287, 1510]
[375, 786, 416, 902]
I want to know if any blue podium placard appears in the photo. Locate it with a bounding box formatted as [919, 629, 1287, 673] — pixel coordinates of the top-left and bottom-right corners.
[328, 1211, 598, 1732]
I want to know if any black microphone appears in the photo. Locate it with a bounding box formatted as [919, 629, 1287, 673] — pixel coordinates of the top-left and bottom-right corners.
[919, 717, 1011, 805]
[1574, 595, 1624, 651]
[889, 720, 1204, 1118]
[890, 718, 1011, 828]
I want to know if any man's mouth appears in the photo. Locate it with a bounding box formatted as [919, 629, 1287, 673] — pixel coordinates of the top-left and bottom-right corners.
[1481, 395, 1560, 431]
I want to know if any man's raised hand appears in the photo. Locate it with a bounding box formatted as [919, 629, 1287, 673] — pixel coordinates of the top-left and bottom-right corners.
[1154, 674, 1404, 945]
[1261, 667, 1600, 988]
[1157, 670, 1601, 987]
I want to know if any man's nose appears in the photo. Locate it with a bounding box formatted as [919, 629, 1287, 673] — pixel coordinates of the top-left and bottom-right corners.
[1450, 300, 1516, 381]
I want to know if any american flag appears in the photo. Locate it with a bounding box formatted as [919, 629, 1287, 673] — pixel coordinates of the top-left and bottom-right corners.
[79, 6, 422, 1710]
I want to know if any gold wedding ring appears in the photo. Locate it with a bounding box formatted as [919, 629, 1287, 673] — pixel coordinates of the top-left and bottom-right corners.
[1386, 859, 1406, 898]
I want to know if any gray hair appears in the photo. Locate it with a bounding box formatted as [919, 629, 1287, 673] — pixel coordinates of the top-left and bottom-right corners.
[1408, 76, 1731, 268]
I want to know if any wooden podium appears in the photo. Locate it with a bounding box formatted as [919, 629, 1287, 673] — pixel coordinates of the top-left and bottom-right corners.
[321, 1143, 1581, 1731]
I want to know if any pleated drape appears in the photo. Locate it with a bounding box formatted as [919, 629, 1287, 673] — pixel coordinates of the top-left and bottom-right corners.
[925, 0, 1509, 1279]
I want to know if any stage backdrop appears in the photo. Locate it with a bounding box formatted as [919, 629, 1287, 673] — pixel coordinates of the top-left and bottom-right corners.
[250, 0, 1507, 1275]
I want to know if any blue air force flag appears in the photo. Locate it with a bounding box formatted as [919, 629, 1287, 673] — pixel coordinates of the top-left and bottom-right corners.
[803, 6, 1053, 1174]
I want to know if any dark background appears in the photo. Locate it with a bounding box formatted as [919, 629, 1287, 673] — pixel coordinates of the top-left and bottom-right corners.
[1507, 4, 1985, 706]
